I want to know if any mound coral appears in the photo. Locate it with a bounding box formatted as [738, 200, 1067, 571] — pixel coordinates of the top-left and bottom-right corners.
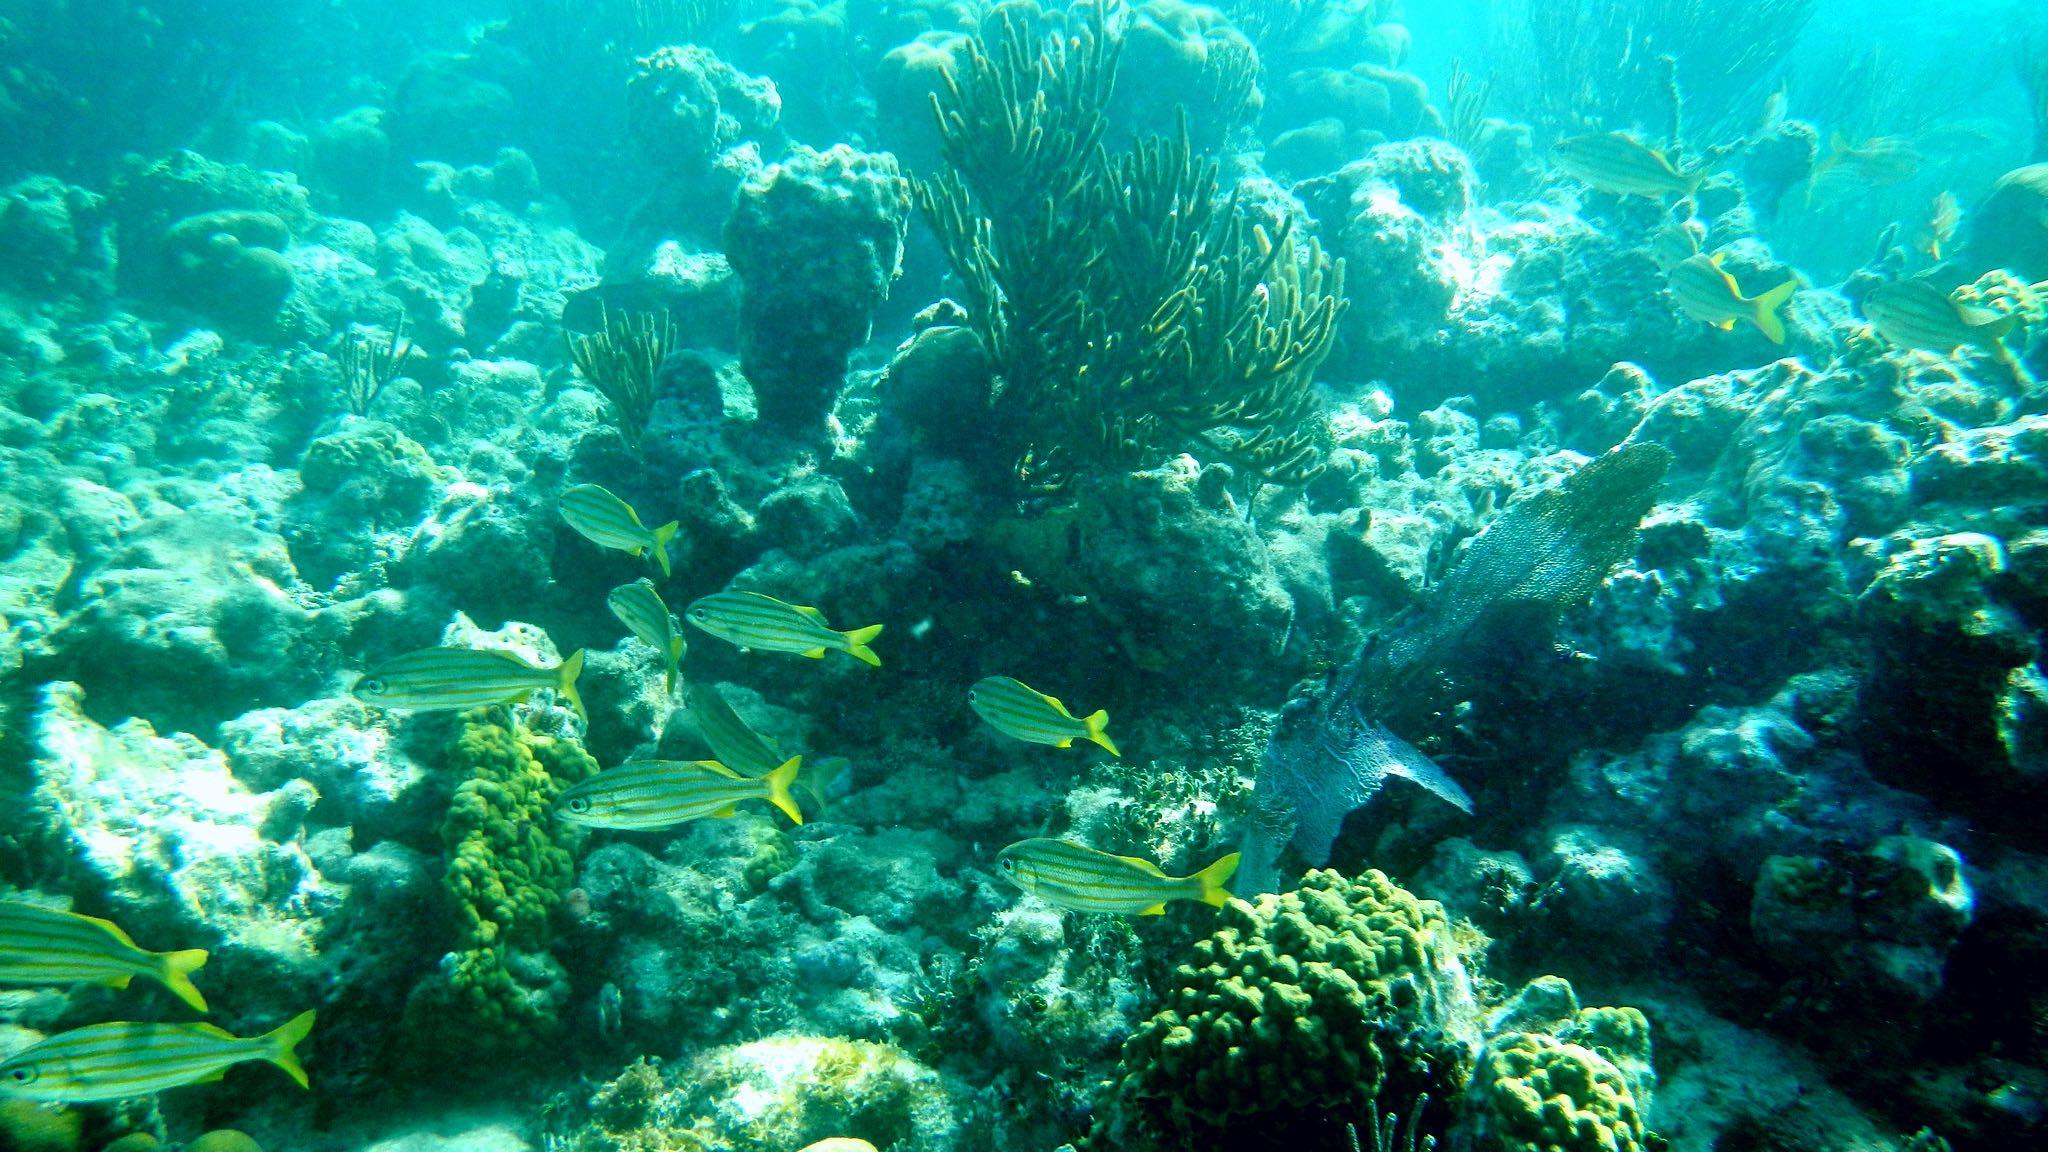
[402, 709, 596, 1058]
[1091, 868, 1480, 1149]
[1465, 976, 1656, 1152]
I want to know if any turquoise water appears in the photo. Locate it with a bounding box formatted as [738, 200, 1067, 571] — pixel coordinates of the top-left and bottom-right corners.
[1, 2, 2045, 1150]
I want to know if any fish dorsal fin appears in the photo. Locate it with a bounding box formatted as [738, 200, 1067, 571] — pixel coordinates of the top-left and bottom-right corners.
[695, 760, 744, 780]
[1111, 854, 1169, 878]
[1036, 689, 1076, 719]
[79, 914, 138, 948]
[793, 604, 828, 623]
[1708, 251, 1727, 268]
[195, 1023, 237, 1040]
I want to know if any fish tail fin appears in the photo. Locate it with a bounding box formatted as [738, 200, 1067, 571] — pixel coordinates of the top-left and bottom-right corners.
[1083, 710, 1120, 757]
[264, 1010, 317, 1089]
[765, 756, 805, 825]
[842, 623, 883, 667]
[160, 948, 210, 1012]
[559, 649, 587, 721]
[1192, 852, 1242, 908]
[651, 521, 679, 579]
[664, 639, 683, 695]
[1752, 278, 1798, 344]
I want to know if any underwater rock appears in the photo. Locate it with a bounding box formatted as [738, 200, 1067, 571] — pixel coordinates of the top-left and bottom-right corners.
[1750, 836, 1974, 1007]
[0, 175, 112, 293]
[1959, 164, 2048, 281]
[1115, 0, 1262, 142]
[219, 695, 435, 837]
[724, 144, 910, 431]
[161, 210, 296, 327]
[1538, 825, 1674, 964]
[30, 681, 333, 979]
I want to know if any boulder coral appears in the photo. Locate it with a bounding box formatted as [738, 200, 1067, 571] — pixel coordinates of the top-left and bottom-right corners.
[1091, 868, 1481, 1149]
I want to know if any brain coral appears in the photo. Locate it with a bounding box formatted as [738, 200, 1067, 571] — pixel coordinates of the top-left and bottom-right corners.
[1092, 868, 1480, 1148]
[1467, 1031, 1647, 1152]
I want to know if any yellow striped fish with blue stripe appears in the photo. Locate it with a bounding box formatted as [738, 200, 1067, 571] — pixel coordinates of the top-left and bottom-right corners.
[685, 591, 882, 667]
[687, 681, 850, 816]
[561, 483, 680, 578]
[996, 839, 1239, 915]
[0, 901, 209, 1012]
[353, 646, 587, 721]
[969, 676, 1118, 755]
[1668, 253, 1798, 344]
[608, 579, 685, 694]
[1554, 132, 1705, 198]
[0, 1010, 314, 1103]
[555, 756, 804, 830]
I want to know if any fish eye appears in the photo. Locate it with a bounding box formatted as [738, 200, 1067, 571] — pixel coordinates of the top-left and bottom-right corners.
[358, 678, 384, 694]
[692, 607, 708, 620]
[999, 858, 1014, 872]
[6, 1066, 33, 1083]
[567, 798, 590, 814]
[967, 689, 977, 702]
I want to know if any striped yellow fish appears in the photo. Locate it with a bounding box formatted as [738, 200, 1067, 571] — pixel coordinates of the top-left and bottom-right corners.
[560, 484, 680, 578]
[353, 646, 587, 721]
[0, 1011, 314, 1103]
[555, 756, 804, 830]
[996, 839, 1239, 915]
[0, 901, 208, 1012]
[1864, 275, 2022, 368]
[687, 681, 848, 816]
[1554, 132, 1705, 198]
[684, 591, 882, 667]
[969, 676, 1118, 755]
[607, 579, 685, 694]
[1668, 253, 1798, 344]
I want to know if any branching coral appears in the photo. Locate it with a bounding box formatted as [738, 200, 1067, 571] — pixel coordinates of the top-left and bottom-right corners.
[916, 7, 1342, 491]
[568, 306, 675, 448]
[336, 314, 419, 418]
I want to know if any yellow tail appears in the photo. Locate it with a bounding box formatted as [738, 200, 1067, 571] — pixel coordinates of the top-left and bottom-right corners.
[764, 756, 805, 825]
[1083, 710, 1120, 758]
[1751, 278, 1798, 344]
[1191, 852, 1242, 908]
[651, 521, 679, 579]
[664, 638, 684, 695]
[265, 1010, 317, 1089]
[557, 649, 587, 721]
[841, 623, 883, 668]
[159, 948, 209, 1013]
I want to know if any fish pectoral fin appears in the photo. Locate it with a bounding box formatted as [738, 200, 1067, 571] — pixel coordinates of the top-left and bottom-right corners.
[1138, 903, 1168, 916]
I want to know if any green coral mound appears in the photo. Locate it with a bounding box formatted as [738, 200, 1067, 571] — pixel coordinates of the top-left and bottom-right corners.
[1093, 869, 1478, 1148]
[403, 709, 596, 1058]
[1469, 1032, 1647, 1152]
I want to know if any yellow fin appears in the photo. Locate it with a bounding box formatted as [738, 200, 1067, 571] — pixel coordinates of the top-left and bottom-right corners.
[79, 913, 138, 947]
[697, 760, 744, 779]
[558, 649, 587, 722]
[802, 647, 828, 659]
[793, 604, 828, 621]
[265, 1010, 316, 1090]
[1139, 903, 1167, 916]
[1083, 709, 1119, 757]
[651, 521, 679, 579]
[1191, 852, 1242, 908]
[1713, 318, 1736, 331]
[841, 623, 883, 667]
[713, 804, 737, 818]
[1752, 278, 1798, 344]
[160, 948, 210, 1013]
[764, 756, 805, 826]
[1111, 854, 1169, 878]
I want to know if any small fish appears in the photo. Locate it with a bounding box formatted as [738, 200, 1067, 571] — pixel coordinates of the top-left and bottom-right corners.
[1647, 214, 1705, 271]
[688, 682, 847, 817]
[799, 1141, 880, 1152]
[685, 591, 882, 667]
[354, 646, 586, 721]
[996, 839, 1239, 915]
[0, 1011, 314, 1103]
[1917, 191, 1961, 261]
[555, 756, 804, 830]
[607, 579, 685, 694]
[0, 901, 209, 1012]
[1553, 132, 1705, 198]
[1863, 275, 2022, 368]
[560, 484, 680, 578]
[969, 676, 1119, 756]
[1667, 253, 1799, 344]
[1814, 131, 1923, 188]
